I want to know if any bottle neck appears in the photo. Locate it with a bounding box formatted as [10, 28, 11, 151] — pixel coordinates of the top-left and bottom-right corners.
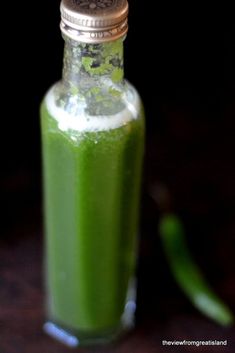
[62, 37, 124, 94]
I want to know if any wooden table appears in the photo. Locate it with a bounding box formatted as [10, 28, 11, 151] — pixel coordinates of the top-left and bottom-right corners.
[0, 218, 234, 353]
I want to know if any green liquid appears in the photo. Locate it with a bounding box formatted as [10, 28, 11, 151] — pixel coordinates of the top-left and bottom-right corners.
[41, 99, 144, 334]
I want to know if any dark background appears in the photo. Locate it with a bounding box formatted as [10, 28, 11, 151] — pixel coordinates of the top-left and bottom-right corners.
[0, 1, 235, 352]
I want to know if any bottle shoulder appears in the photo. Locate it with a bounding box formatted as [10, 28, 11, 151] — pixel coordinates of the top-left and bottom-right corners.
[49, 79, 142, 112]
[41, 80, 144, 134]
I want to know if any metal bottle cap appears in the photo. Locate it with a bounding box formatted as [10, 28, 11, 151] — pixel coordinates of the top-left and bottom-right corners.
[60, 0, 128, 43]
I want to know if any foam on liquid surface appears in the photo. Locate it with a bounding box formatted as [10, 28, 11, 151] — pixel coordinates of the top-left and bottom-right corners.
[46, 86, 139, 133]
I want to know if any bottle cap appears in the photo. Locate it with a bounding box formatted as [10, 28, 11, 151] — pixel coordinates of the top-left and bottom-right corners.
[60, 0, 128, 43]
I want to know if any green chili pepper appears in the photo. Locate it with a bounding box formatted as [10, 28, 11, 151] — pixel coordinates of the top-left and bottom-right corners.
[159, 214, 234, 326]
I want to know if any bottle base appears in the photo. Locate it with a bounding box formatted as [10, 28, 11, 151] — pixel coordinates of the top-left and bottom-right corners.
[43, 298, 136, 347]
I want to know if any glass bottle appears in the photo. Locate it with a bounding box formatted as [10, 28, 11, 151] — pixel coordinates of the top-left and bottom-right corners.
[40, 0, 145, 347]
